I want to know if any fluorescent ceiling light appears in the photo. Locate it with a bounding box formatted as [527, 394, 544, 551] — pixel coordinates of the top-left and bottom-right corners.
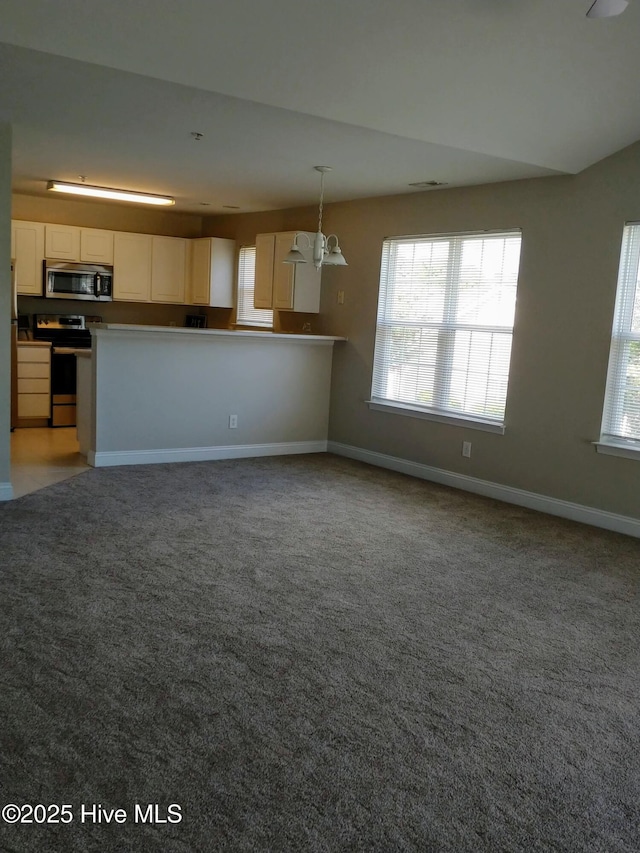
[47, 180, 175, 206]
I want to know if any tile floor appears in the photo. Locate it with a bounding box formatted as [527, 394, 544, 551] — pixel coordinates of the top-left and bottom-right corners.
[10, 427, 90, 499]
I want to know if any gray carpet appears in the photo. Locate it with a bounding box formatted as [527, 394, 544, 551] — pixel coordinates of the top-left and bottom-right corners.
[0, 453, 639, 852]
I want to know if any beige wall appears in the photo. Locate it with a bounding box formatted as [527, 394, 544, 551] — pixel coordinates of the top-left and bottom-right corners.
[0, 125, 11, 494]
[12, 193, 203, 238]
[205, 142, 640, 520]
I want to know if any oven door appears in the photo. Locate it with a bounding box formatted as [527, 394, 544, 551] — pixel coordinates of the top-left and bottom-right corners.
[50, 349, 78, 426]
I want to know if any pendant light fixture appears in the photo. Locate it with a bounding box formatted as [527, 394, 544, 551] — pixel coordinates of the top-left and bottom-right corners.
[283, 167, 347, 269]
[47, 180, 175, 206]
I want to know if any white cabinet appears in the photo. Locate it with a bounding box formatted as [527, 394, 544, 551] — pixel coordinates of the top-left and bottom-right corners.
[11, 221, 44, 295]
[254, 231, 321, 313]
[113, 233, 152, 302]
[188, 237, 235, 307]
[45, 224, 81, 260]
[45, 225, 114, 263]
[80, 228, 114, 264]
[17, 344, 51, 421]
[151, 236, 187, 303]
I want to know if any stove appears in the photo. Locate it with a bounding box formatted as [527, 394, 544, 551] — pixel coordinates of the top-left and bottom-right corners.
[33, 314, 100, 427]
[33, 314, 95, 349]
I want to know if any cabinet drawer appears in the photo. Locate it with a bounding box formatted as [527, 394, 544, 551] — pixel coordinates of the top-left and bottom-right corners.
[17, 347, 50, 363]
[18, 393, 50, 418]
[18, 362, 50, 379]
[19, 377, 50, 394]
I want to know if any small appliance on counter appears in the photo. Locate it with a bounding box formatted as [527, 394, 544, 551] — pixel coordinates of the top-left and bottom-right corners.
[33, 314, 100, 427]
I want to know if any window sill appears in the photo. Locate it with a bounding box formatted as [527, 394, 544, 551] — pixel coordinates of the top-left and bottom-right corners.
[366, 400, 505, 434]
[594, 440, 640, 461]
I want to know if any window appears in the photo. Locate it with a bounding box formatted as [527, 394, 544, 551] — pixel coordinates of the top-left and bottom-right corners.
[370, 230, 522, 431]
[599, 222, 640, 455]
[236, 246, 273, 328]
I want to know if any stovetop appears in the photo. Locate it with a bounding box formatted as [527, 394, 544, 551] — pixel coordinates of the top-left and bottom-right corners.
[33, 314, 101, 349]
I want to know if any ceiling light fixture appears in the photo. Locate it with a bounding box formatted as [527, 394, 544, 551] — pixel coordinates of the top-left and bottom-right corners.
[283, 166, 347, 269]
[586, 0, 628, 17]
[47, 180, 175, 206]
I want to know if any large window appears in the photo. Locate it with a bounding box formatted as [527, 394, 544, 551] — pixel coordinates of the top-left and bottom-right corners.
[600, 222, 640, 453]
[370, 230, 522, 431]
[236, 246, 273, 328]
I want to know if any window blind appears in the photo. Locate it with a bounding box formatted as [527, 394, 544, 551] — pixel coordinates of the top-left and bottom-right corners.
[236, 246, 273, 328]
[371, 231, 522, 424]
[601, 222, 640, 446]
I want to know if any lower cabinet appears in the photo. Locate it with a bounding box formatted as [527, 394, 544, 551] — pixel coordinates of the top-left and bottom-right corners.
[17, 344, 51, 422]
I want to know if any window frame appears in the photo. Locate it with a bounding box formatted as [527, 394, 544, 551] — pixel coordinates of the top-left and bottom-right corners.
[368, 229, 523, 434]
[597, 221, 640, 460]
[235, 244, 273, 329]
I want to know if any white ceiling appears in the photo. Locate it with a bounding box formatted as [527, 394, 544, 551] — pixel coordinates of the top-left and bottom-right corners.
[1, 0, 639, 214]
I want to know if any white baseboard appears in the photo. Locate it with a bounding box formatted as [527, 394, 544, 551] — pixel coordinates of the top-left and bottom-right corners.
[89, 440, 328, 468]
[0, 481, 14, 502]
[328, 441, 640, 540]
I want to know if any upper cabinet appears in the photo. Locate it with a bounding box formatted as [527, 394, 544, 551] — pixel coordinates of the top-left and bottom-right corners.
[113, 233, 152, 302]
[189, 237, 235, 307]
[45, 224, 114, 264]
[45, 224, 80, 261]
[12, 219, 235, 308]
[255, 231, 321, 313]
[151, 236, 187, 303]
[11, 221, 45, 296]
[80, 229, 114, 264]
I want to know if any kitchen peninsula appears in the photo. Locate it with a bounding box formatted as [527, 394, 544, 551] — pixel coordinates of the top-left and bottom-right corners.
[76, 324, 345, 467]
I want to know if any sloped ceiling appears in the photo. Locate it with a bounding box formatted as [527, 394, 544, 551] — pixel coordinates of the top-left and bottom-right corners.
[1, 0, 639, 212]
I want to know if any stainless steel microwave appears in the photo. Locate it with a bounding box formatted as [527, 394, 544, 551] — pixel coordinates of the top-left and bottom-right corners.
[45, 261, 113, 302]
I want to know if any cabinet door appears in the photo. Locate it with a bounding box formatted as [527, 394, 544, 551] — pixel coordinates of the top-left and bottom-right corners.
[189, 239, 211, 305]
[81, 229, 114, 264]
[208, 237, 235, 308]
[12, 221, 45, 295]
[289, 242, 322, 313]
[113, 232, 152, 302]
[254, 233, 275, 309]
[272, 232, 299, 310]
[45, 225, 80, 260]
[17, 346, 50, 418]
[151, 236, 187, 303]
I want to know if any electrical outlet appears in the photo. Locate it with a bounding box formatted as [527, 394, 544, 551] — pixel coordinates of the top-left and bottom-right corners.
[229, 414, 238, 429]
[337, 290, 345, 305]
[462, 441, 472, 458]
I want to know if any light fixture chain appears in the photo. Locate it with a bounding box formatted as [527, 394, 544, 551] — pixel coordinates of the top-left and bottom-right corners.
[318, 169, 324, 235]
